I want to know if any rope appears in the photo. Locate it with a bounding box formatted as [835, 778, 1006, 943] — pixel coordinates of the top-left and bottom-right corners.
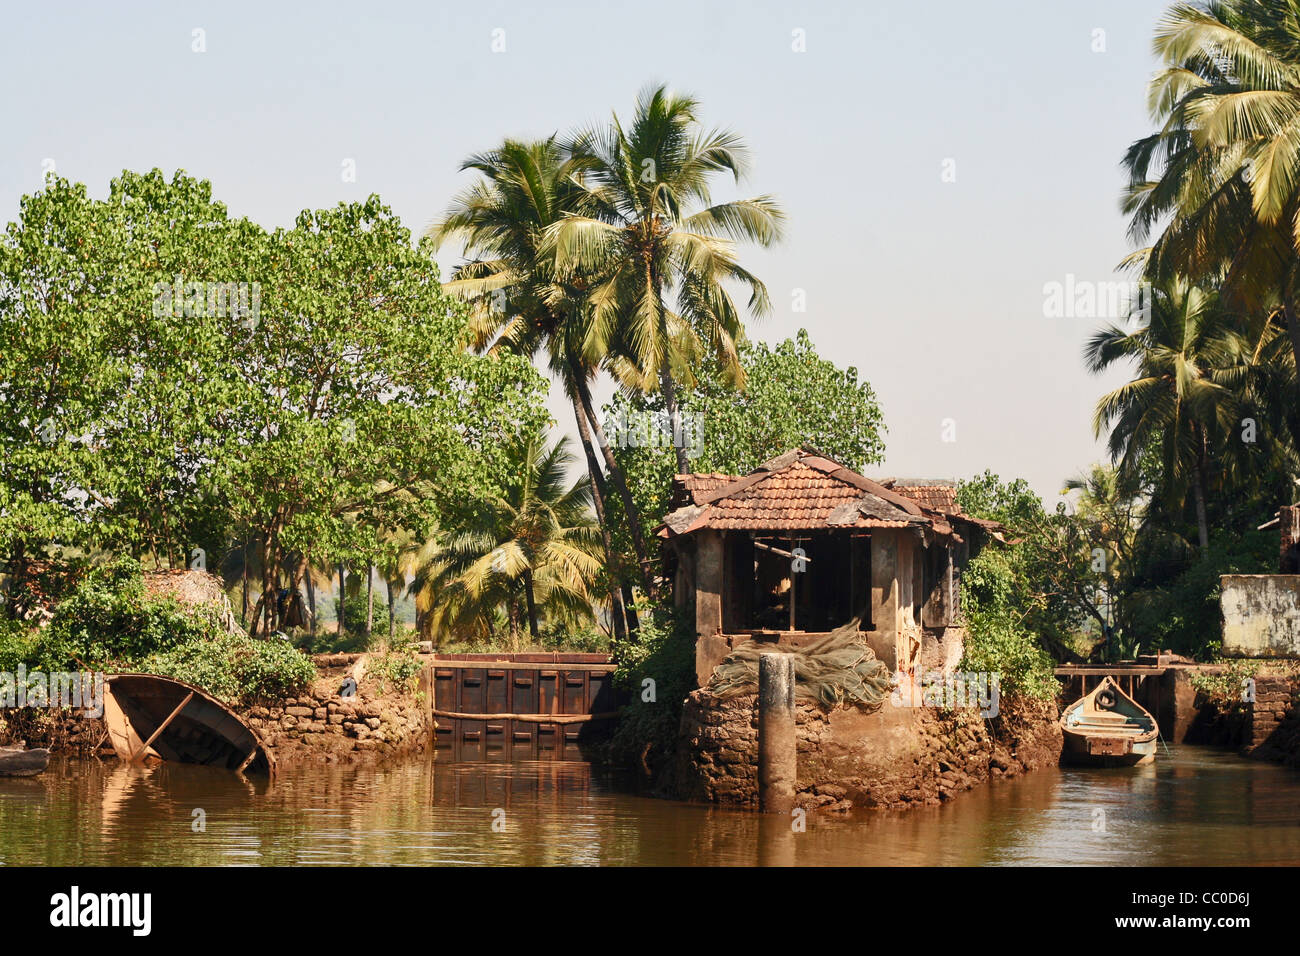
[706, 616, 893, 710]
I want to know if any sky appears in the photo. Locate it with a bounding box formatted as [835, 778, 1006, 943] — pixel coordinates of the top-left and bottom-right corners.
[0, 0, 1173, 503]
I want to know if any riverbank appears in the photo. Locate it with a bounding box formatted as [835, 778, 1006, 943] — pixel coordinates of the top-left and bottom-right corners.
[673, 688, 1061, 810]
[0, 652, 434, 767]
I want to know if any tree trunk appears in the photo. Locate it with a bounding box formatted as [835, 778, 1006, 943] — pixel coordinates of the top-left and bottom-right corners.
[386, 578, 395, 642]
[240, 537, 250, 627]
[305, 555, 317, 637]
[337, 563, 346, 637]
[659, 360, 690, 475]
[569, 390, 628, 644]
[621, 580, 640, 637]
[524, 569, 540, 642]
[574, 365, 660, 603]
[259, 533, 277, 638]
[1194, 428, 1211, 556]
[365, 565, 374, 644]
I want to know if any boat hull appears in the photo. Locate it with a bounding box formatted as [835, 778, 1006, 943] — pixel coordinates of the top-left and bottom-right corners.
[103, 674, 274, 775]
[1059, 676, 1160, 768]
[0, 747, 50, 777]
[1061, 728, 1156, 767]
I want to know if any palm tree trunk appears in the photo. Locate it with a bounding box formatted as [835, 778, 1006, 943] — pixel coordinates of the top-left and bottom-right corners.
[574, 366, 660, 603]
[1193, 430, 1211, 556]
[659, 360, 690, 475]
[569, 391, 629, 645]
[524, 569, 540, 642]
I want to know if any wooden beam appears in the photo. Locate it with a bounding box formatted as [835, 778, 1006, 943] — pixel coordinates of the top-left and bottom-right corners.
[432, 709, 618, 725]
[131, 691, 194, 762]
[752, 539, 812, 562]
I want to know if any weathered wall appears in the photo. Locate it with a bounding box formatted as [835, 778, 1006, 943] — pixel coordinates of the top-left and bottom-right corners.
[1243, 675, 1297, 760]
[674, 690, 1060, 811]
[1221, 575, 1300, 657]
[0, 656, 434, 766]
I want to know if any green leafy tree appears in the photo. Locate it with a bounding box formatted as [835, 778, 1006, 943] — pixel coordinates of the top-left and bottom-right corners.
[607, 329, 886, 533]
[208, 194, 549, 635]
[0, 176, 122, 611]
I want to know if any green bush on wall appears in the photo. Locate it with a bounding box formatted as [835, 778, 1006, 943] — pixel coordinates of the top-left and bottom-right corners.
[1, 557, 316, 705]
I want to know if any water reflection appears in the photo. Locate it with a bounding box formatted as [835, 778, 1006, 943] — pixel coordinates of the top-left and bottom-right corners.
[1, 748, 1299, 865]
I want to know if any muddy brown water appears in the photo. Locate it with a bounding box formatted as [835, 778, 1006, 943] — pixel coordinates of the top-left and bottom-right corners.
[2, 748, 1298, 865]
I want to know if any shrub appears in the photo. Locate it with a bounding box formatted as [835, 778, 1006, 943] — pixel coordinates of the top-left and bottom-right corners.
[607, 604, 696, 771]
[39, 557, 216, 669]
[958, 550, 1060, 702]
[4, 556, 316, 705]
[143, 633, 317, 705]
[368, 643, 424, 695]
[960, 606, 1059, 702]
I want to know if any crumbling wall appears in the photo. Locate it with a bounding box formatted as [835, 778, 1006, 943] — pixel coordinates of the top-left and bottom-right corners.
[673, 689, 1060, 811]
[1221, 575, 1300, 657]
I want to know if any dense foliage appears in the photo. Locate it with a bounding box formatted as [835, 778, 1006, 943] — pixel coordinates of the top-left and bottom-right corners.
[607, 329, 887, 536]
[607, 604, 697, 770]
[0, 169, 549, 639]
[0, 559, 316, 704]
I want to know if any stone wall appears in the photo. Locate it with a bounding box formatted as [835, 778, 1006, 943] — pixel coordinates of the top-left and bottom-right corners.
[1244, 675, 1298, 762]
[0, 654, 434, 766]
[673, 688, 1060, 811]
[0, 708, 106, 754]
[243, 680, 431, 764]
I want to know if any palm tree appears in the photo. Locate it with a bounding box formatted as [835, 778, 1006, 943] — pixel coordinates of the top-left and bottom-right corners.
[1122, 0, 1300, 438]
[1086, 279, 1246, 553]
[415, 432, 604, 646]
[543, 84, 785, 474]
[428, 137, 656, 623]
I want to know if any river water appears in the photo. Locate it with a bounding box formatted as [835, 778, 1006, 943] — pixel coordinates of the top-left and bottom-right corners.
[2, 747, 1299, 866]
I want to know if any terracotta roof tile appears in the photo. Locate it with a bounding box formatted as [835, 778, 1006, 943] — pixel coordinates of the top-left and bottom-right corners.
[659, 449, 1004, 539]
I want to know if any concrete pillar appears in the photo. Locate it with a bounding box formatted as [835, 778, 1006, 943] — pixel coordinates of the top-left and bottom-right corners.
[758, 653, 796, 813]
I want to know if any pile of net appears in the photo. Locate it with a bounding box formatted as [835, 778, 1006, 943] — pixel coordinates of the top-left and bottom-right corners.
[705, 617, 893, 711]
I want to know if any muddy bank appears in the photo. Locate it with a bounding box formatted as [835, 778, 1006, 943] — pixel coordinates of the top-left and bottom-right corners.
[673, 688, 1060, 811]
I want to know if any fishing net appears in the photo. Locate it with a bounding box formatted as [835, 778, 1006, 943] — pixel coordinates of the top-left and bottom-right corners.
[706, 617, 893, 710]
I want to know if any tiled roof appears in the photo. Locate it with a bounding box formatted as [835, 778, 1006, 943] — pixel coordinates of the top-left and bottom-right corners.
[882, 481, 961, 515]
[660, 448, 964, 536]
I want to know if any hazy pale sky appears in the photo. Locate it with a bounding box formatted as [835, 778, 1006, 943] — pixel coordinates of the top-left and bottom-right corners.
[1, 0, 1171, 502]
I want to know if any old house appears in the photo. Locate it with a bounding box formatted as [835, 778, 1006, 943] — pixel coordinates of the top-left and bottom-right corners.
[657, 447, 1007, 686]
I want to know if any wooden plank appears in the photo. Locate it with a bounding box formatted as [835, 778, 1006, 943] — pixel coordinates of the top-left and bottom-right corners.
[433, 709, 618, 725]
[132, 691, 195, 761]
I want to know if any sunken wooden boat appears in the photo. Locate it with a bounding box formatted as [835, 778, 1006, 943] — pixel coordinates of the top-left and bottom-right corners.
[0, 743, 50, 777]
[103, 674, 274, 775]
[1060, 675, 1159, 766]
